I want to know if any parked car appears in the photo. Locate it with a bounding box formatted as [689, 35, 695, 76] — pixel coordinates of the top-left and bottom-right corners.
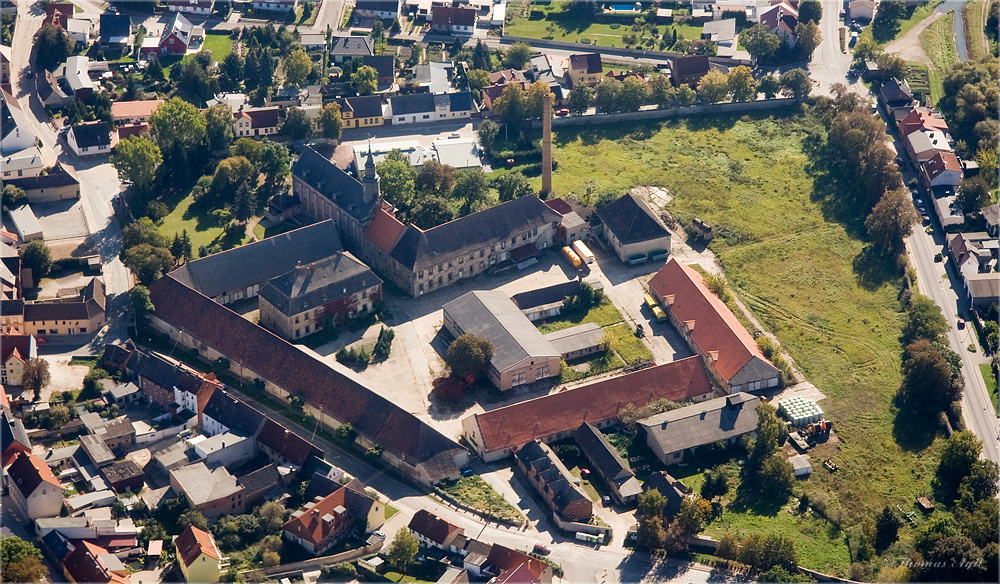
[373, 531, 386, 538]
[533, 543, 551, 555]
[461, 468, 475, 477]
[957, 318, 965, 329]
[556, 108, 569, 116]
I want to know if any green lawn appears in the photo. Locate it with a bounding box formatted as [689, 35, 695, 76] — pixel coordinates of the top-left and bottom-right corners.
[962, 0, 988, 60]
[981, 363, 998, 413]
[536, 298, 625, 333]
[505, 0, 700, 49]
[918, 12, 957, 103]
[568, 465, 601, 501]
[861, 0, 942, 45]
[156, 192, 248, 253]
[605, 323, 652, 365]
[535, 114, 946, 577]
[252, 221, 294, 241]
[202, 32, 233, 58]
[439, 476, 521, 522]
[385, 503, 399, 520]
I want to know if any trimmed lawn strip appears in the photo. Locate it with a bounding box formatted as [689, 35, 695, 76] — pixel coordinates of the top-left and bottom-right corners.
[202, 32, 234, 57]
[535, 298, 624, 334]
[981, 363, 998, 413]
[156, 192, 250, 252]
[439, 476, 521, 522]
[918, 13, 957, 103]
[605, 323, 652, 364]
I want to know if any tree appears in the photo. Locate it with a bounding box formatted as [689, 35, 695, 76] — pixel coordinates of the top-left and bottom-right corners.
[122, 244, 175, 284]
[377, 150, 416, 211]
[779, 69, 812, 98]
[416, 160, 455, 196]
[352, 65, 378, 95]
[675, 496, 712, 535]
[111, 136, 162, 196]
[231, 137, 264, 165]
[48, 404, 70, 429]
[741, 23, 781, 61]
[874, 506, 901, 553]
[445, 334, 494, 379]
[387, 528, 419, 571]
[649, 74, 675, 108]
[502, 42, 532, 69]
[727, 66, 757, 102]
[698, 69, 730, 103]
[259, 139, 290, 188]
[637, 488, 667, 519]
[2, 184, 26, 207]
[467, 68, 490, 95]
[211, 156, 256, 205]
[179, 509, 209, 531]
[473, 40, 491, 70]
[864, 187, 919, 252]
[701, 467, 729, 501]
[900, 339, 964, 413]
[676, 85, 697, 106]
[494, 172, 530, 202]
[904, 295, 949, 342]
[453, 168, 490, 214]
[875, 52, 907, 82]
[757, 454, 795, 500]
[525, 81, 555, 119]
[409, 195, 453, 229]
[493, 83, 527, 125]
[871, 0, 906, 42]
[220, 51, 245, 91]
[594, 78, 622, 112]
[149, 98, 207, 187]
[205, 104, 235, 152]
[636, 516, 666, 550]
[34, 23, 74, 72]
[758, 75, 781, 99]
[283, 49, 312, 86]
[22, 358, 50, 401]
[936, 430, 982, 499]
[20, 240, 52, 279]
[795, 21, 821, 59]
[618, 76, 649, 112]
[477, 119, 499, 152]
[318, 102, 344, 140]
[130, 285, 154, 327]
[1, 536, 48, 583]
[122, 217, 169, 249]
[851, 36, 880, 66]
[957, 176, 991, 214]
[798, 0, 822, 24]
[282, 107, 313, 140]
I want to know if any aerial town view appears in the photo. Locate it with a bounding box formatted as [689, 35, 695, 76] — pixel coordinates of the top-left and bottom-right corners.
[0, 0, 997, 583]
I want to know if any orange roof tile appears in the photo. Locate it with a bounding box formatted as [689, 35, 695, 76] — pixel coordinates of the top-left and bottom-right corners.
[282, 488, 352, 547]
[175, 525, 220, 567]
[647, 259, 765, 382]
[109, 99, 164, 120]
[363, 206, 407, 255]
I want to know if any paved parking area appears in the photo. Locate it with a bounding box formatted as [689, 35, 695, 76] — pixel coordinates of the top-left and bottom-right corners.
[32, 199, 90, 240]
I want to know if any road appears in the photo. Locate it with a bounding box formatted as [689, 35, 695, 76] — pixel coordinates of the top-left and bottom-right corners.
[807, 0, 854, 97]
[482, 37, 674, 70]
[310, 0, 346, 32]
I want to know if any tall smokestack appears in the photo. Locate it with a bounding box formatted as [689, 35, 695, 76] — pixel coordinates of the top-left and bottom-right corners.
[542, 91, 552, 196]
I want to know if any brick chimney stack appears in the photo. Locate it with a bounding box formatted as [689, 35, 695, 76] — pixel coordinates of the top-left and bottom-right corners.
[542, 92, 552, 195]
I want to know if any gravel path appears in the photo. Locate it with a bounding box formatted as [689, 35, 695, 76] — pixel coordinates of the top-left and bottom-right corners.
[884, 10, 943, 67]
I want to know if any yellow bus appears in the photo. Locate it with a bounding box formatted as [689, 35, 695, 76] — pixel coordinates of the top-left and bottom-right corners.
[562, 246, 582, 268]
[644, 293, 657, 309]
[652, 305, 668, 322]
[572, 240, 595, 264]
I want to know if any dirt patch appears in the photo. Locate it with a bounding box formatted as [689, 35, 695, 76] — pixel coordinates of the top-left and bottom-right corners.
[884, 10, 942, 67]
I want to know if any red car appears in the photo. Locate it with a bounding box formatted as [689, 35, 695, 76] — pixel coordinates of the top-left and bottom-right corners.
[555, 108, 569, 116]
[533, 543, 551, 555]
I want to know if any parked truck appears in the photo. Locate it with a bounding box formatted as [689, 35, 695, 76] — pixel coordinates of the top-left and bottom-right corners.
[572, 240, 595, 264]
[562, 246, 583, 268]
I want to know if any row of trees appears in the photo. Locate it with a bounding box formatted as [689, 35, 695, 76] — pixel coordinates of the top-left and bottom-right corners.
[898, 294, 964, 420]
[940, 57, 999, 190]
[739, 19, 821, 64]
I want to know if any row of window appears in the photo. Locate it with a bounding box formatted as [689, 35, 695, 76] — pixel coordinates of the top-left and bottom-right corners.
[416, 229, 539, 280]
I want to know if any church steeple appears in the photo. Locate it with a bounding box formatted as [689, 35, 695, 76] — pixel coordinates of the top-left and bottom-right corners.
[362, 144, 379, 204]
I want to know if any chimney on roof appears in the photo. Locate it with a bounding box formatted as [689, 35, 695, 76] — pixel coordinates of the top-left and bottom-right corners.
[685, 320, 696, 331]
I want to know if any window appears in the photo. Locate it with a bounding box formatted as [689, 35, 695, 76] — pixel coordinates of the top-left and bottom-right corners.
[50, 329, 57, 334]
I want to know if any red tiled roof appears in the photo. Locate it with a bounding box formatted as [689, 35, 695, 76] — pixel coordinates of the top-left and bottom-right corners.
[898, 108, 949, 137]
[110, 99, 164, 120]
[544, 198, 573, 215]
[62, 541, 131, 584]
[924, 151, 962, 175]
[1, 334, 32, 364]
[7, 451, 60, 498]
[472, 356, 711, 454]
[407, 509, 463, 546]
[282, 488, 351, 546]
[487, 544, 548, 581]
[0, 384, 9, 409]
[495, 563, 541, 584]
[364, 206, 407, 255]
[256, 418, 322, 467]
[648, 259, 765, 382]
[115, 123, 149, 140]
[175, 525, 220, 567]
[237, 107, 280, 129]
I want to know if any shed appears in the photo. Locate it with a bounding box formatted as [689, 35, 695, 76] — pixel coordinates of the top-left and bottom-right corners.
[360, 556, 384, 572]
[789, 455, 811, 478]
[5, 204, 43, 242]
[916, 496, 935, 512]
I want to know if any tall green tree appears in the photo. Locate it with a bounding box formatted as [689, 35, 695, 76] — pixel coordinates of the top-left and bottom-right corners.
[864, 186, 919, 252]
[281, 107, 313, 140]
[618, 76, 649, 112]
[903, 295, 949, 342]
[453, 168, 491, 215]
[494, 172, 530, 202]
[34, 23, 74, 71]
[1, 536, 48, 583]
[318, 102, 344, 140]
[409, 196, 453, 229]
[727, 66, 757, 102]
[477, 119, 499, 152]
[22, 358, 50, 401]
[283, 49, 312, 86]
[211, 156, 256, 205]
[377, 150, 416, 212]
[779, 69, 812, 98]
[352, 65, 378, 95]
[957, 176, 991, 214]
[20, 240, 52, 279]
[502, 42, 532, 69]
[568, 82, 594, 114]
[446, 334, 494, 379]
[649, 74, 675, 108]
[205, 104, 235, 152]
[899, 339, 964, 414]
[798, 0, 822, 24]
[698, 69, 730, 104]
[149, 98, 207, 187]
[758, 75, 781, 99]
[594, 78, 622, 111]
[111, 136, 162, 196]
[387, 528, 419, 572]
[493, 83, 527, 125]
[740, 23, 781, 61]
[123, 244, 175, 285]
[795, 21, 821, 59]
[130, 285, 154, 328]
[416, 160, 455, 196]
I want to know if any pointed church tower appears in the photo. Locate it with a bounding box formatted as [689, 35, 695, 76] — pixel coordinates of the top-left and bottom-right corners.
[362, 145, 380, 205]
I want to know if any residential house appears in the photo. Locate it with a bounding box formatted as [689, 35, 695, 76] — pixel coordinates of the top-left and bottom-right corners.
[758, 0, 798, 46]
[362, 55, 396, 85]
[169, 462, 245, 520]
[67, 18, 96, 47]
[545, 198, 592, 244]
[574, 422, 642, 506]
[167, 0, 215, 15]
[60, 55, 98, 96]
[897, 107, 949, 137]
[947, 232, 996, 280]
[7, 162, 80, 202]
[638, 393, 762, 465]
[252, 0, 298, 12]
[442, 290, 561, 391]
[329, 36, 375, 64]
[336, 95, 386, 129]
[408, 509, 464, 552]
[0, 45, 10, 84]
[849, 0, 876, 21]
[641, 472, 688, 518]
[701, 18, 738, 57]
[80, 434, 115, 468]
[145, 13, 201, 58]
[963, 273, 999, 310]
[1, 409, 32, 468]
[515, 440, 592, 522]
[236, 463, 284, 506]
[255, 418, 323, 469]
[567, 53, 603, 87]
[110, 99, 164, 125]
[483, 544, 552, 584]
[299, 31, 327, 49]
[258, 251, 383, 341]
[36, 69, 73, 108]
[905, 128, 952, 164]
[921, 151, 963, 189]
[168, 219, 343, 305]
[354, 0, 402, 19]
[463, 356, 714, 462]
[596, 193, 671, 264]
[233, 107, 280, 138]
[5, 204, 42, 243]
[201, 388, 267, 438]
[102, 382, 141, 406]
[61, 541, 132, 584]
[100, 460, 144, 494]
[43, 2, 73, 29]
[147, 275, 469, 486]
[175, 525, 228, 583]
[879, 77, 914, 110]
[387, 91, 476, 125]
[2, 147, 46, 180]
[7, 452, 63, 520]
[99, 13, 132, 50]
[431, 6, 477, 35]
[409, 61, 454, 94]
[982, 204, 999, 238]
[671, 55, 712, 88]
[1, 333, 35, 386]
[1, 89, 37, 155]
[22, 278, 106, 337]
[193, 432, 256, 469]
[648, 258, 781, 393]
[67, 121, 118, 157]
[283, 485, 383, 555]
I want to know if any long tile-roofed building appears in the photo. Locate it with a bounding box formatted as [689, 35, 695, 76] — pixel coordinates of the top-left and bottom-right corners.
[168, 220, 343, 304]
[638, 393, 762, 465]
[574, 422, 641, 505]
[147, 275, 467, 484]
[462, 356, 714, 461]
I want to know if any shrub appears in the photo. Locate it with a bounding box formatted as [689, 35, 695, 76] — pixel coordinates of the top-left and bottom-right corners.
[321, 563, 358, 579]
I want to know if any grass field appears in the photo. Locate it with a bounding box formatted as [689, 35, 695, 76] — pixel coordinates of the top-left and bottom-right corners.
[606, 323, 653, 364]
[156, 192, 248, 252]
[862, 0, 942, 45]
[981, 363, 998, 412]
[962, 0, 988, 60]
[918, 12, 957, 103]
[439, 476, 521, 521]
[202, 32, 233, 58]
[536, 298, 625, 333]
[534, 114, 946, 576]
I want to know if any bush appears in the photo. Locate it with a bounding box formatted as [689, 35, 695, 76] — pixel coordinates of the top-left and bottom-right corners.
[321, 563, 358, 579]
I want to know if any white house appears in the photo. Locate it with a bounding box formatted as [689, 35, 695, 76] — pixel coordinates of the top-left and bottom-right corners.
[67, 121, 117, 157]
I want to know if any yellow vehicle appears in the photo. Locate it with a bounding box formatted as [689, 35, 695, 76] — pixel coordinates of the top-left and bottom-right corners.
[562, 246, 583, 268]
[572, 240, 595, 264]
[644, 293, 657, 309]
[652, 305, 668, 322]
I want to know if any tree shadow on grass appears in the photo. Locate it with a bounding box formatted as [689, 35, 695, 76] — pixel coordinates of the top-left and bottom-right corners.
[727, 482, 787, 517]
[853, 244, 904, 292]
[891, 396, 941, 453]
